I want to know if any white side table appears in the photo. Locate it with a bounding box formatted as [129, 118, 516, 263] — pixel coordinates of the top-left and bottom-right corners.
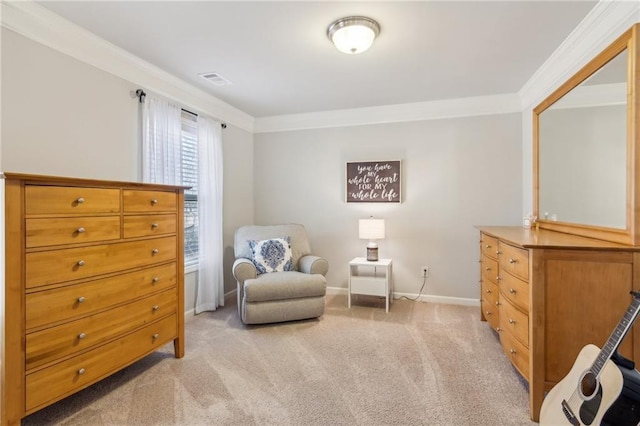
[348, 257, 393, 312]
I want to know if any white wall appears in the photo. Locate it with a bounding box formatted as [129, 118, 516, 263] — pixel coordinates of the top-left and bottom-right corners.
[1, 29, 139, 181]
[0, 28, 253, 308]
[254, 114, 522, 301]
[220, 124, 254, 293]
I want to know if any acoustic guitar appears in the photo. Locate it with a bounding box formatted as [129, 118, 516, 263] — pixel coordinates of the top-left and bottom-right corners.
[540, 291, 640, 426]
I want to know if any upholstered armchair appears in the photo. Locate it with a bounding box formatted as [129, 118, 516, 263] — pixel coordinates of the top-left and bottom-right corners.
[232, 224, 329, 325]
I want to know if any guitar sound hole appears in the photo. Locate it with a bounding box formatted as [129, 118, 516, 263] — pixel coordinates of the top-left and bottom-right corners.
[580, 371, 598, 398]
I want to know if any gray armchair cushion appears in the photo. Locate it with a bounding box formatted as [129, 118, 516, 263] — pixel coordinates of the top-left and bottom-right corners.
[244, 272, 326, 303]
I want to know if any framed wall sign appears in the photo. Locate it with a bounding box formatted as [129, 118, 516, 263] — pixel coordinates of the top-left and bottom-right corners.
[346, 160, 401, 203]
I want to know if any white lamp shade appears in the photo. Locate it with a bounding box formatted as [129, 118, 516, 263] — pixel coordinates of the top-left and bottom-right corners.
[359, 218, 385, 240]
[331, 25, 375, 54]
[327, 16, 380, 55]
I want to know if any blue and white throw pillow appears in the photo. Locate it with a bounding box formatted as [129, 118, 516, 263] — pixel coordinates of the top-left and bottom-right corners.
[249, 237, 294, 275]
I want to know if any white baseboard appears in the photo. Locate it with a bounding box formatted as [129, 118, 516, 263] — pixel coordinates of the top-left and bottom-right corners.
[185, 288, 238, 321]
[224, 288, 238, 303]
[394, 292, 480, 307]
[185, 308, 196, 322]
[326, 286, 480, 307]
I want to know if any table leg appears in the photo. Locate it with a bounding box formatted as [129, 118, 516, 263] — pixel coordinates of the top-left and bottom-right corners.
[348, 265, 351, 309]
[385, 266, 389, 313]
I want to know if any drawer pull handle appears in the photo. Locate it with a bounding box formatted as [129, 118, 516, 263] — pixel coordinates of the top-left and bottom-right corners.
[495, 301, 500, 306]
[77, 368, 86, 375]
[510, 349, 517, 355]
[152, 333, 159, 340]
[485, 244, 491, 249]
[496, 251, 502, 255]
[509, 288, 516, 294]
[151, 199, 158, 205]
[485, 311, 492, 316]
[509, 258, 517, 264]
[495, 327, 502, 332]
[485, 289, 491, 294]
[152, 248, 159, 255]
[77, 296, 86, 303]
[76, 227, 86, 234]
[76, 197, 85, 204]
[77, 260, 85, 267]
[152, 305, 159, 311]
[508, 319, 516, 325]
[78, 332, 86, 339]
[152, 276, 160, 284]
[496, 276, 501, 281]
[151, 223, 159, 229]
[485, 267, 491, 271]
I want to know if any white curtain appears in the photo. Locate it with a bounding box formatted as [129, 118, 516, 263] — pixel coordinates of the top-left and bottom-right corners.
[141, 96, 182, 184]
[141, 95, 224, 313]
[195, 116, 224, 313]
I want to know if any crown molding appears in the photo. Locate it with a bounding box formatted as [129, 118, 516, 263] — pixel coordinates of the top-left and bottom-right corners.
[5, 1, 635, 135]
[254, 93, 521, 133]
[0, 1, 255, 132]
[519, 0, 640, 111]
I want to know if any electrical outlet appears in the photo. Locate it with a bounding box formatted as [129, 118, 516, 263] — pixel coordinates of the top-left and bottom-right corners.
[421, 266, 430, 278]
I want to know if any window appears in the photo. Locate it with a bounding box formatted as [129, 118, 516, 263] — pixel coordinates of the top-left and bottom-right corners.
[142, 97, 205, 269]
[181, 110, 199, 265]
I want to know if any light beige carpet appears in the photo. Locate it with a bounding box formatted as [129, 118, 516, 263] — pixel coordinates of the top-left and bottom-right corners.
[23, 293, 535, 425]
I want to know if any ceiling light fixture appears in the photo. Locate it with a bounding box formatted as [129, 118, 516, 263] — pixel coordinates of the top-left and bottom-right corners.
[327, 16, 380, 55]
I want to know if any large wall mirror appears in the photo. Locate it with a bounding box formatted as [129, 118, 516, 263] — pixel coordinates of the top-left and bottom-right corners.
[533, 24, 639, 245]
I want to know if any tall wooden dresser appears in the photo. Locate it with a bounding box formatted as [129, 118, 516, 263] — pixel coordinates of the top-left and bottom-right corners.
[2, 173, 186, 425]
[477, 226, 640, 422]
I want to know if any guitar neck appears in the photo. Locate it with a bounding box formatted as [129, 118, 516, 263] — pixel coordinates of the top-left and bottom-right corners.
[592, 292, 640, 377]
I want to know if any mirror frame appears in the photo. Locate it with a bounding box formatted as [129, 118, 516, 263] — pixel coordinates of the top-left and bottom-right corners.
[533, 24, 639, 245]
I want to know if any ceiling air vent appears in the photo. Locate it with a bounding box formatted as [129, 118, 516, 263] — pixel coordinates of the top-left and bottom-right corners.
[199, 72, 232, 86]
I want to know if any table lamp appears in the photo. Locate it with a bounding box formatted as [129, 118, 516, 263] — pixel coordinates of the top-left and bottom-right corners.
[359, 217, 385, 261]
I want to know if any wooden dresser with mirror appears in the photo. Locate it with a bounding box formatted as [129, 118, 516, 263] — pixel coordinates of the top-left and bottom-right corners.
[2, 173, 186, 425]
[479, 23, 640, 422]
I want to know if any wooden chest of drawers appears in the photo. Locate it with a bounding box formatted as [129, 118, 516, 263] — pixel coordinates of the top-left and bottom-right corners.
[479, 234, 500, 330]
[496, 240, 530, 380]
[479, 233, 531, 378]
[3, 173, 186, 425]
[478, 226, 640, 422]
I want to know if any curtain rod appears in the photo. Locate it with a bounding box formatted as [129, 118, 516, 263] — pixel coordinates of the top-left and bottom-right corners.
[135, 88, 227, 129]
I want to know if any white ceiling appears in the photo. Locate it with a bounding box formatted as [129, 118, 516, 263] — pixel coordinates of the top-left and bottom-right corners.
[38, 1, 598, 118]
